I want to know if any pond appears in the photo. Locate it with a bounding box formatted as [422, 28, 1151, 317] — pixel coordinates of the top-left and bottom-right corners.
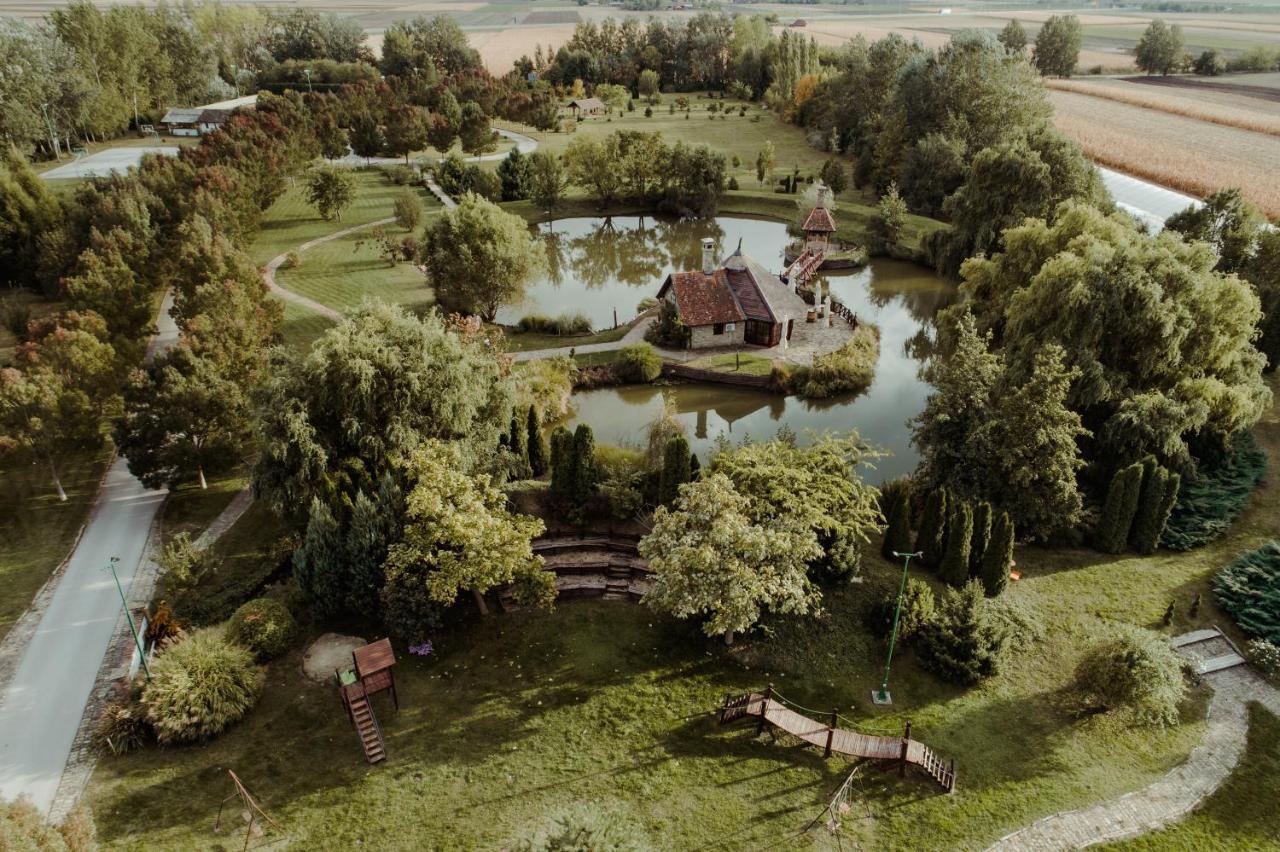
[550, 226, 956, 485]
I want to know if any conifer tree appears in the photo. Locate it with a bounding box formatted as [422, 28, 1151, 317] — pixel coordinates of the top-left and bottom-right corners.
[571, 424, 597, 502]
[549, 425, 573, 498]
[1130, 457, 1181, 555]
[509, 408, 530, 478]
[980, 512, 1015, 597]
[689, 451, 701, 479]
[916, 487, 948, 569]
[882, 489, 913, 561]
[526, 405, 548, 477]
[940, 502, 973, 586]
[658, 434, 692, 505]
[1097, 462, 1144, 554]
[970, 501, 992, 577]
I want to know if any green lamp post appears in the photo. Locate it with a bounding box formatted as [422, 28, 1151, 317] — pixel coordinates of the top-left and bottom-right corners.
[873, 550, 921, 706]
[105, 556, 150, 681]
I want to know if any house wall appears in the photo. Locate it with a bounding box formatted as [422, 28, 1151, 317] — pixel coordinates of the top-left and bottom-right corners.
[688, 322, 745, 350]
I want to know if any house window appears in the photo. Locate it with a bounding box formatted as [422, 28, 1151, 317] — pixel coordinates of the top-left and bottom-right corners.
[725, 322, 736, 333]
[713, 323, 725, 335]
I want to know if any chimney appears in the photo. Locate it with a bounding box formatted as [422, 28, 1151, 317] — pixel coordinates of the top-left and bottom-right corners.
[701, 238, 715, 275]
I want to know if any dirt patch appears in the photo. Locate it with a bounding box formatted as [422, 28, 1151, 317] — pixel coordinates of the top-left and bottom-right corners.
[524, 10, 579, 25]
[470, 24, 578, 74]
[1122, 75, 1280, 106]
[302, 633, 366, 682]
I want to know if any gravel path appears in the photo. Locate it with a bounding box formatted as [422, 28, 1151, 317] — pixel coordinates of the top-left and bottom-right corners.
[260, 217, 396, 322]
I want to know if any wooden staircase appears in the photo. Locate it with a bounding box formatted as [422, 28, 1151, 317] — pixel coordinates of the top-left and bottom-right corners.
[603, 559, 634, 600]
[342, 682, 386, 764]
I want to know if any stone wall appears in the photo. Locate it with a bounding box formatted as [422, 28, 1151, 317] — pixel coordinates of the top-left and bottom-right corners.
[688, 322, 744, 349]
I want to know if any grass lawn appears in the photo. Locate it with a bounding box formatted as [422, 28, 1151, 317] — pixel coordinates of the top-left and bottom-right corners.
[501, 323, 631, 353]
[0, 449, 112, 641]
[84, 374, 1280, 849]
[157, 469, 248, 544]
[1104, 702, 1280, 851]
[685, 351, 776, 376]
[273, 225, 435, 316]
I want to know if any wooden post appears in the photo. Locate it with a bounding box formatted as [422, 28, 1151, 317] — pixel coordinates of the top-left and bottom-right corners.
[900, 721, 911, 778]
[948, 759, 956, 793]
[824, 707, 837, 758]
[756, 683, 773, 736]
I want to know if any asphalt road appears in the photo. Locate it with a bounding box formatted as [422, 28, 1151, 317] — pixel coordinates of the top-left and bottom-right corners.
[1098, 166, 1201, 232]
[0, 296, 176, 813]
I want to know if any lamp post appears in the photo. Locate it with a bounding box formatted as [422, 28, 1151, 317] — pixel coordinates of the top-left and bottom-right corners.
[105, 557, 150, 681]
[873, 550, 921, 706]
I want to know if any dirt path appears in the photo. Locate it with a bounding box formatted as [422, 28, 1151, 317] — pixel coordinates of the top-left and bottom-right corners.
[261, 217, 396, 322]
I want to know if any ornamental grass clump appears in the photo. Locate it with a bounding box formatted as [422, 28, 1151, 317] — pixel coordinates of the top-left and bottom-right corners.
[226, 597, 297, 661]
[1074, 627, 1188, 726]
[141, 628, 263, 744]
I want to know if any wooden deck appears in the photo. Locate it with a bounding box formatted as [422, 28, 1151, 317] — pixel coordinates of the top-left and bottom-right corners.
[721, 690, 956, 793]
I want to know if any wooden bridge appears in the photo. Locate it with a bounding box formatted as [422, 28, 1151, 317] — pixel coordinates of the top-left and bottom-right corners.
[720, 687, 956, 793]
[783, 248, 825, 289]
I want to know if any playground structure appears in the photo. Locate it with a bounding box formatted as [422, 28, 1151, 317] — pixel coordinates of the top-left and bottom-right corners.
[720, 685, 957, 793]
[336, 638, 399, 764]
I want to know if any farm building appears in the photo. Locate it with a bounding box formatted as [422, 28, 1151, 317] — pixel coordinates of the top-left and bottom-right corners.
[568, 97, 606, 117]
[160, 94, 257, 136]
[656, 239, 807, 350]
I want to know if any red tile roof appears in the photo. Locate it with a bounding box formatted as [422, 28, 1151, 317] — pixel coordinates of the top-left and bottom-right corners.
[725, 268, 773, 323]
[801, 204, 837, 233]
[659, 270, 744, 327]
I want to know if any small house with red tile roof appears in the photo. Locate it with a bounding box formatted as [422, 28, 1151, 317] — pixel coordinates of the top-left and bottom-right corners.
[801, 186, 837, 252]
[656, 239, 808, 350]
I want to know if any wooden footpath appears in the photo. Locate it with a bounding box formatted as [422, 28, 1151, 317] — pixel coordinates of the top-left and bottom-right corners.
[721, 687, 956, 793]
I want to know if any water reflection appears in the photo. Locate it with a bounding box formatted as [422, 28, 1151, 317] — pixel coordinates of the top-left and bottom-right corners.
[561, 257, 956, 485]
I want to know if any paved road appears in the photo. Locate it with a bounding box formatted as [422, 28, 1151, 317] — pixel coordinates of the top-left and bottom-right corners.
[41, 147, 180, 180]
[1098, 166, 1201, 232]
[0, 302, 178, 813]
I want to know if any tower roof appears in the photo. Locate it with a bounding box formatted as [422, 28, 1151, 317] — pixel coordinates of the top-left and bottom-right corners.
[801, 204, 837, 233]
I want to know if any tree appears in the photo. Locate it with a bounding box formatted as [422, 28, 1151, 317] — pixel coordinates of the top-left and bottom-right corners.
[394, 188, 422, 231]
[382, 104, 429, 164]
[507, 407, 530, 478]
[457, 101, 494, 157]
[755, 140, 775, 186]
[348, 112, 385, 163]
[881, 489, 913, 561]
[0, 145, 63, 292]
[63, 228, 156, 359]
[899, 133, 966, 219]
[940, 502, 973, 586]
[594, 83, 629, 113]
[1033, 15, 1082, 78]
[383, 440, 551, 619]
[379, 15, 480, 76]
[914, 580, 1007, 684]
[304, 166, 355, 221]
[1248, 231, 1280, 371]
[640, 473, 822, 643]
[657, 433, 692, 505]
[1164, 188, 1265, 275]
[915, 488, 948, 570]
[528, 151, 568, 211]
[570, 424, 597, 502]
[998, 19, 1027, 55]
[819, 160, 847, 194]
[548, 425, 573, 498]
[0, 311, 118, 500]
[872, 181, 907, 250]
[970, 501, 992, 576]
[421, 193, 547, 322]
[979, 512, 1014, 597]
[1135, 20, 1184, 76]
[526, 405, 548, 477]
[1129, 458, 1179, 555]
[638, 68, 660, 100]
[564, 135, 624, 206]
[1075, 627, 1187, 726]
[497, 147, 532, 202]
[1192, 49, 1225, 77]
[115, 344, 251, 490]
[315, 113, 349, 160]
[1097, 461, 1144, 554]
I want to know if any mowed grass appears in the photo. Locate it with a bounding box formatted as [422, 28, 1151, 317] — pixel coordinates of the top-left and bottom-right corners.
[0, 449, 112, 641]
[85, 373, 1280, 849]
[685, 351, 776, 376]
[273, 224, 436, 315]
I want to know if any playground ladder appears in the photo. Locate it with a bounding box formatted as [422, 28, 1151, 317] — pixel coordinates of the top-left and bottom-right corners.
[346, 688, 386, 764]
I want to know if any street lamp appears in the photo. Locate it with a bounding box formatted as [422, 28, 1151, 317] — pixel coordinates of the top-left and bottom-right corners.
[303, 68, 313, 93]
[104, 557, 151, 681]
[872, 550, 922, 706]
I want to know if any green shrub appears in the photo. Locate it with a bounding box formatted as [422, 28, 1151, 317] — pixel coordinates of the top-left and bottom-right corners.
[789, 324, 879, 399]
[940, 503, 973, 587]
[0, 798, 96, 852]
[644, 299, 686, 348]
[517, 356, 575, 422]
[1074, 627, 1188, 726]
[1163, 433, 1267, 551]
[595, 444, 646, 520]
[914, 580, 1007, 684]
[1248, 638, 1280, 677]
[1130, 457, 1180, 555]
[865, 577, 936, 643]
[141, 628, 263, 743]
[1096, 461, 1144, 554]
[915, 487, 948, 570]
[387, 164, 415, 185]
[881, 488, 913, 561]
[614, 344, 662, 383]
[226, 598, 297, 661]
[979, 512, 1015, 597]
[393, 187, 422, 230]
[1214, 540, 1280, 644]
[657, 434, 692, 505]
[96, 692, 151, 755]
[158, 532, 213, 589]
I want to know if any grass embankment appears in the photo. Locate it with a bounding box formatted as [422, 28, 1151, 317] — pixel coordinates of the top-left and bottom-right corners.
[0, 450, 112, 641]
[501, 323, 632, 353]
[157, 470, 248, 543]
[249, 169, 441, 348]
[684, 351, 776, 377]
[86, 378, 1280, 849]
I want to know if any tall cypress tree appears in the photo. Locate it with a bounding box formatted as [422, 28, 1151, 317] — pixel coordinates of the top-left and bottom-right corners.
[1131, 462, 1181, 555]
[509, 409, 530, 478]
[526, 405, 548, 477]
[940, 502, 973, 587]
[882, 489, 913, 561]
[658, 434, 692, 505]
[980, 512, 1015, 597]
[689, 451, 701, 479]
[970, 501, 992, 577]
[549, 425, 573, 498]
[571, 424, 597, 502]
[917, 487, 949, 570]
[1097, 462, 1144, 554]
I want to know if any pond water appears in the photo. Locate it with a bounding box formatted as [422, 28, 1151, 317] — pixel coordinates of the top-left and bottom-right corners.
[545, 218, 956, 484]
[498, 215, 800, 329]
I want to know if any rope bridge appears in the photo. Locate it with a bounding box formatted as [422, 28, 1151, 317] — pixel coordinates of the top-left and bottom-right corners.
[720, 686, 957, 793]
